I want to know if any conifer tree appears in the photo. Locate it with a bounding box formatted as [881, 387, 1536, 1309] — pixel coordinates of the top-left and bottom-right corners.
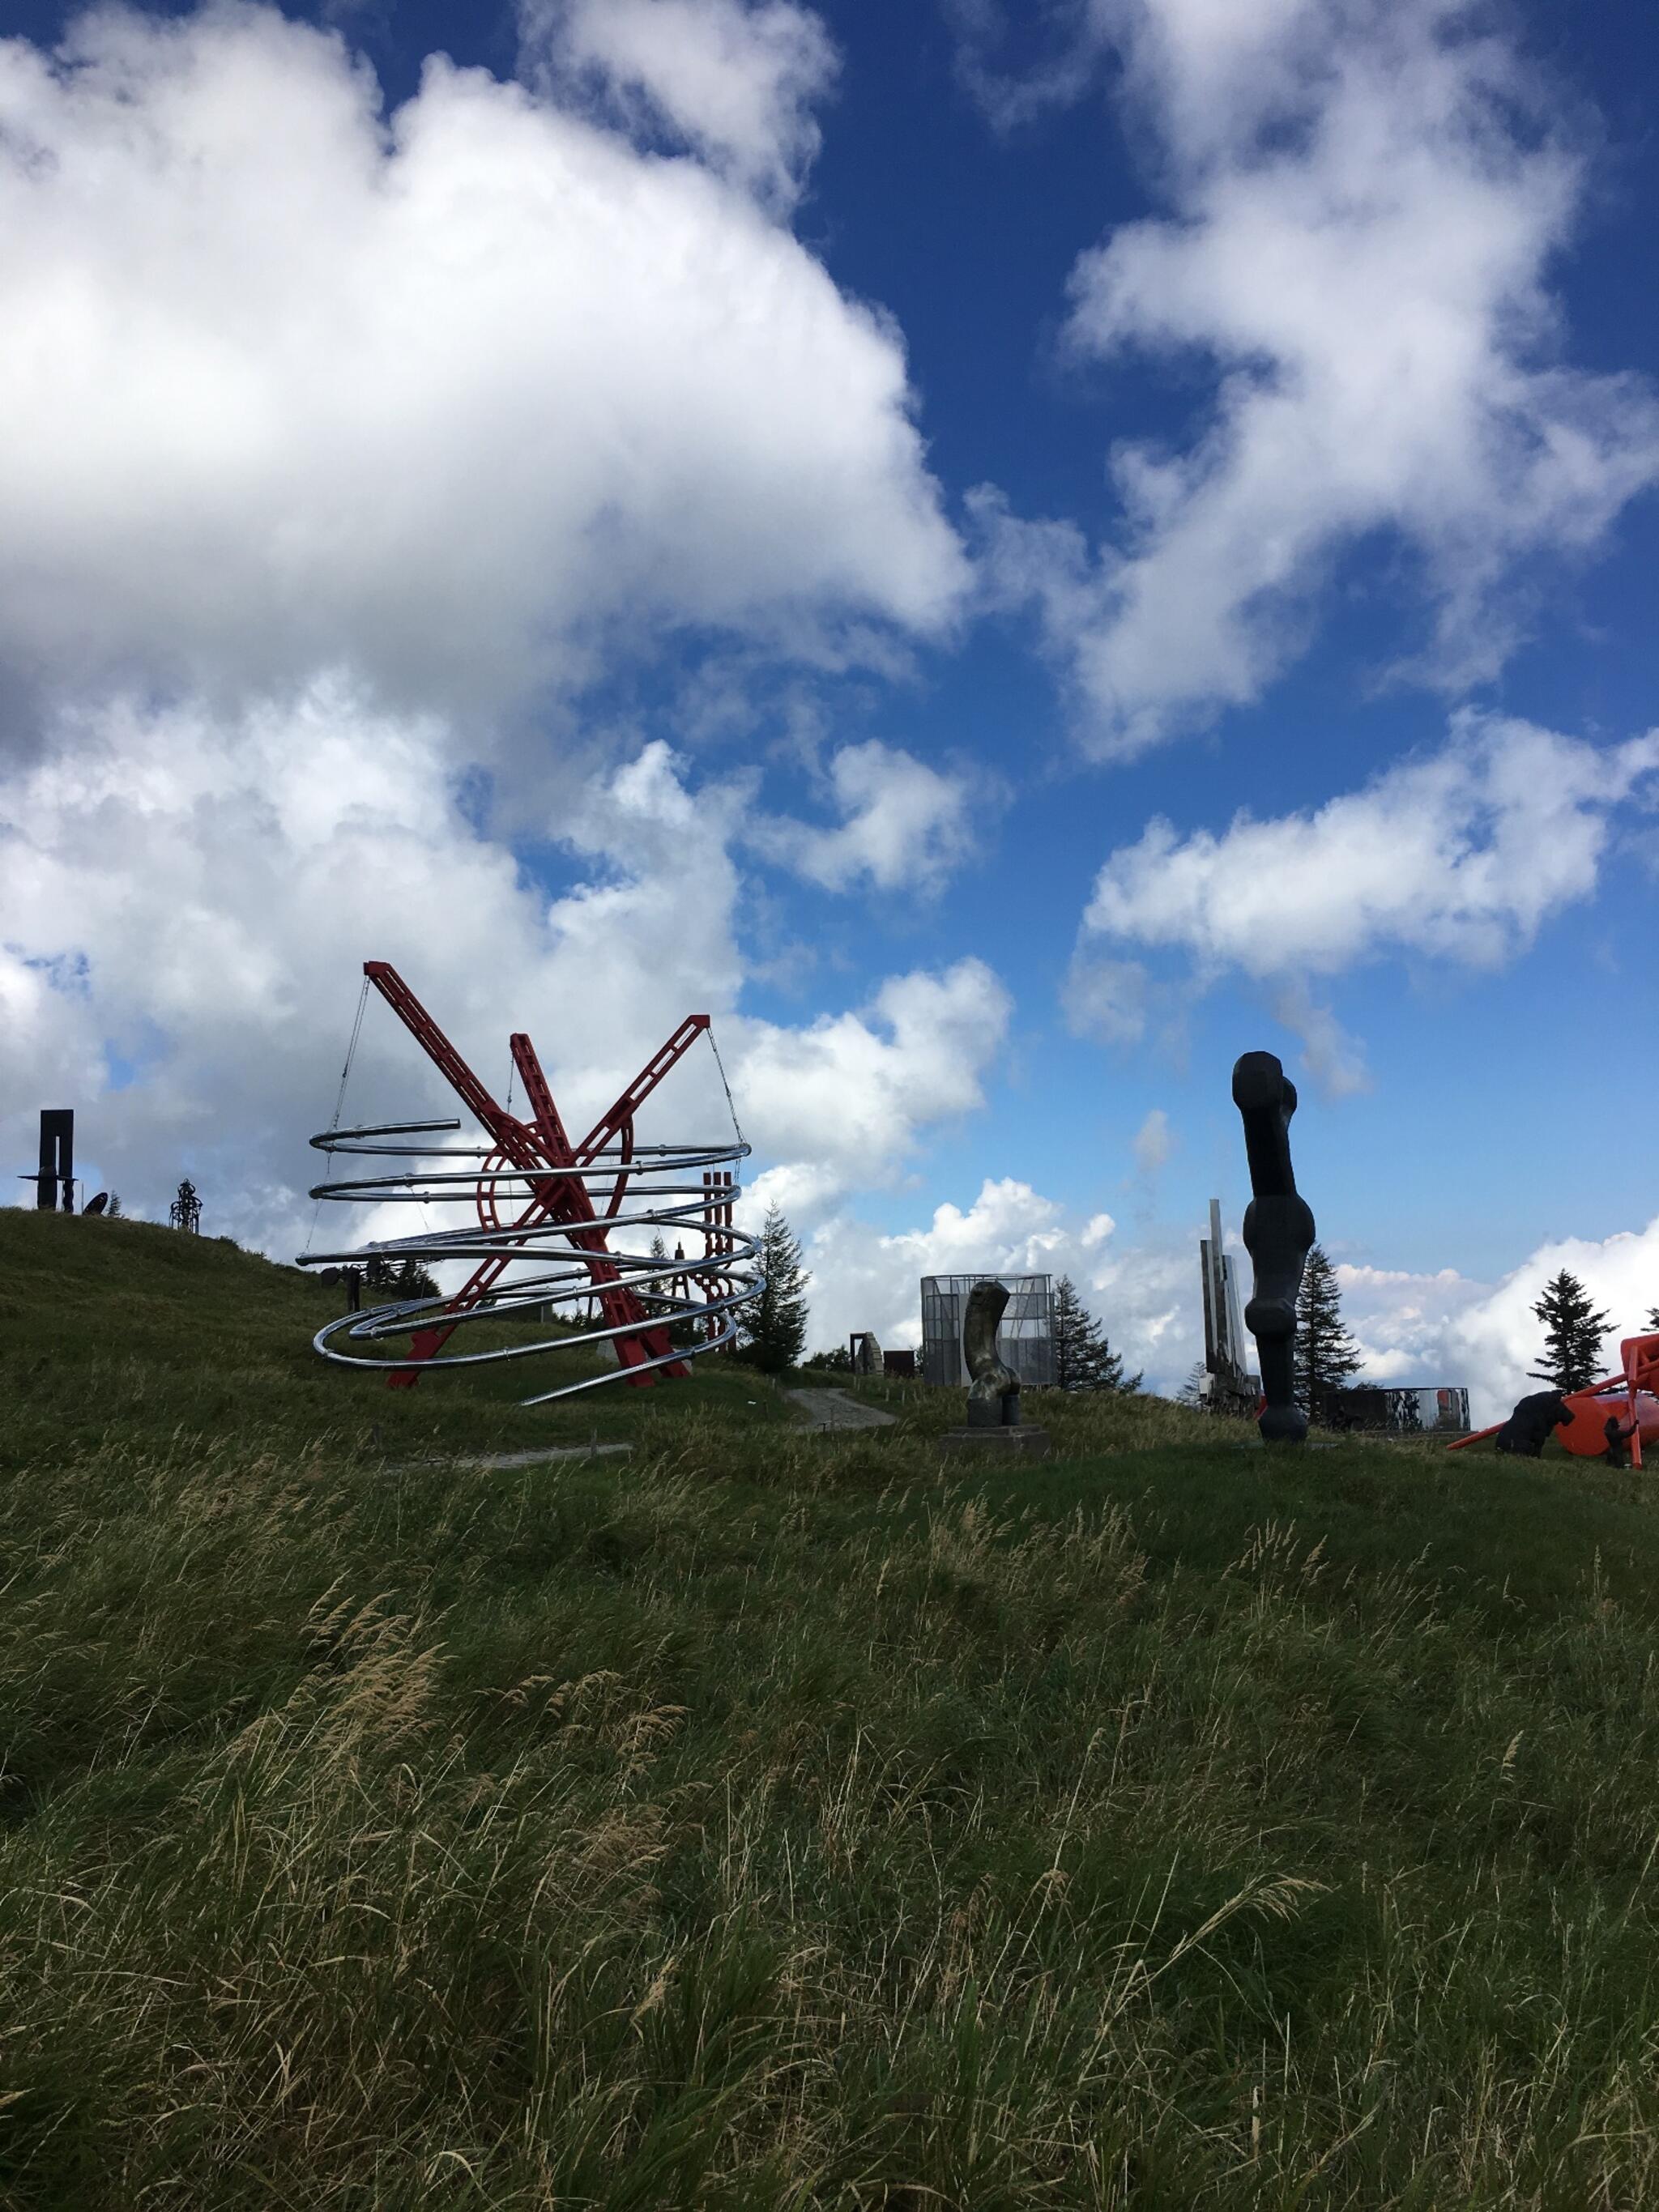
[736, 1205, 809, 1374]
[1529, 1271, 1610, 1392]
[1646, 1306, 1659, 1334]
[1177, 1361, 1207, 1409]
[1051, 1276, 1141, 1392]
[1294, 1245, 1363, 1421]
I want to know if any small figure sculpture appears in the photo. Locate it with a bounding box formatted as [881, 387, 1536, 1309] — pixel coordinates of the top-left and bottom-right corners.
[964, 1279, 1021, 1428]
[1232, 1051, 1316, 1446]
[1492, 1389, 1572, 1457]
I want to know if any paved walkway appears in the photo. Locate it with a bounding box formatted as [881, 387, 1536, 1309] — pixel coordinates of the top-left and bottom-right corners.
[388, 1441, 633, 1473]
[783, 1387, 899, 1433]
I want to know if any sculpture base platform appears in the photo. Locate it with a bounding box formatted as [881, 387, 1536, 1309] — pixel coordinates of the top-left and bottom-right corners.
[940, 1424, 1053, 1460]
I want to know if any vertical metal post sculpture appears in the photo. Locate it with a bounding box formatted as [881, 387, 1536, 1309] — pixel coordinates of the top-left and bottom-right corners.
[1232, 1051, 1316, 1445]
[36, 1110, 74, 1211]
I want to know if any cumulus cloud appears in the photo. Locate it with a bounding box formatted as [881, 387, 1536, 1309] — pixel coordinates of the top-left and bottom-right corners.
[0, 702, 1011, 1251]
[1132, 1106, 1171, 1175]
[0, 2, 964, 731]
[1078, 714, 1659, 978]
[731, 958, 1013, 1188]
[524, 0, 838, 209]
[971, 0, 1659, 751]
[748, 739, 985, 894]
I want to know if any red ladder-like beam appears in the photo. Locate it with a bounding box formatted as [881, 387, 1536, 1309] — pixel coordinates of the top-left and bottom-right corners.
[510, 1029, 688, 1380]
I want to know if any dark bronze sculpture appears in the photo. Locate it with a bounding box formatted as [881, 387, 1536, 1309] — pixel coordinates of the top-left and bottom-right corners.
[965, 1279, 1022, 1426]
[1493, 1389, 1572, 1457]
[1233, 1051, 1316, 1445]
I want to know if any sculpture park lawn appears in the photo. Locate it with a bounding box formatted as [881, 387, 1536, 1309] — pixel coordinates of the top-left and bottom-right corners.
[5, 1203, 1659, 2206]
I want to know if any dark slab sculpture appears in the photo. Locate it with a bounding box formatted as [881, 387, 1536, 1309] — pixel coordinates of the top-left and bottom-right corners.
[1232, 1051, 1316, 1446]
[36, 1109, 74, 1211]
[1492, 1389, 1571, 1458]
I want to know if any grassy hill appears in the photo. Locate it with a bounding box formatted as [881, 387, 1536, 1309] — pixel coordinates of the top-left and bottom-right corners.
[5, 1207, 1659, 2206]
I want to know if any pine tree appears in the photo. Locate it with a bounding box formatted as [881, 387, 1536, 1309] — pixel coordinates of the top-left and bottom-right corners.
[1294, 1245, 1363, 1421]
[1177, 1361, 1207, 1409]
[1646, 1306, 1659, 1334]
[1051, 1276, 1141, 1392]
[391, 1257, 439, 1300]
[1529, 1271, 1610, 1392]
[736, 1205, 809, 1374]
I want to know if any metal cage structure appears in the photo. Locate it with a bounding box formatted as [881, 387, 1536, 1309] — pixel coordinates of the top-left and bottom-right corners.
[1327, 1384, 1471, 1434]
[919, 1274, 1055, 1390]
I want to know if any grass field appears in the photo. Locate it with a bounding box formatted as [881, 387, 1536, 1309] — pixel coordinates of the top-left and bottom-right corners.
[5, 1208, 1659, 2207]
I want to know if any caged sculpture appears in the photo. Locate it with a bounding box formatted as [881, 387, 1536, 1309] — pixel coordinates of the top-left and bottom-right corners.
[1232, 1051, 1316, 1446]
[300, 962, 762, 1406]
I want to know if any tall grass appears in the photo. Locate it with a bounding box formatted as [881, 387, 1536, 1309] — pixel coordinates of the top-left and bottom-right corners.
[6, 1413, 1659, 2205]
[7, 1209, 1659, 2203]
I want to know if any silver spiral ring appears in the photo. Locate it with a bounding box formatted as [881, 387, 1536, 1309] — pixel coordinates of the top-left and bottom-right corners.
[299, 1119, 761, 1405]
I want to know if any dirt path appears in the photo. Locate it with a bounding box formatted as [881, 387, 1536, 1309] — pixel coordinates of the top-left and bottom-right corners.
[783, 1388, 899, 1433]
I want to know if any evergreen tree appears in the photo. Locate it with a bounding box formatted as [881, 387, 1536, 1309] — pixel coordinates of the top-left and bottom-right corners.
[1646, 1306, 1659, 1334]
[1177, 1361, 1207, 1409]
[1051, 1276, 1141, 1392]
[391, 1257, 439, 1300]
[1529, 1271, 1610, 1392]
[812, 1345, 854, 1373]
[1294, 1245, 1363, 1421]
[735, 1205, 809, 1374]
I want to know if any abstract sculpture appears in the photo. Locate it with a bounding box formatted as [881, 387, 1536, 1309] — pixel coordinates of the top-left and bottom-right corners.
[300, 961, 761, 1407]
[965, 1280, 1022, 1427]
[30, 1110, 73, 1211]
[1491, 1389, 1572, 1458]
[936, 1277, 1051, 1457]
[1232, 1051, 1316, 1445]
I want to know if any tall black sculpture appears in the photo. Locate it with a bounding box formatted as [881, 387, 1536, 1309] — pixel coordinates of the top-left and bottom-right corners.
[36, 1110, 74, 1212]
[1232, 1052, 1316, 1445]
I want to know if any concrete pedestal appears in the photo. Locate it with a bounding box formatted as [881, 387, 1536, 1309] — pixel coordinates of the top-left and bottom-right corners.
[939, 1425, 1053, 1460]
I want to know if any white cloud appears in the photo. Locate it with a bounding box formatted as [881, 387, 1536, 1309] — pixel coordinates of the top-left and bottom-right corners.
[1080, 714, 1658, 978]
[0, 2, 964, 729]
[0, 699, 1010, 1254]
[975, 0, 1659, 751]
[1061, 950, 1149, 1045]
[1131, 1106, 1171, 1174]
[730, 957, 1013, 1187]
[748, 739, 984, 894]
[526, 0, 838, 209]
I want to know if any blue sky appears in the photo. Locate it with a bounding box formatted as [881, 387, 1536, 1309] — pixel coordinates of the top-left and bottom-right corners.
[2, 0, 1656, 1409]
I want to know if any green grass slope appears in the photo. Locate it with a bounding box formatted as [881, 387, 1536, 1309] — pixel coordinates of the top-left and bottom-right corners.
[5, 1207, 1659, 2207]
[0, 1207, 790, 1473]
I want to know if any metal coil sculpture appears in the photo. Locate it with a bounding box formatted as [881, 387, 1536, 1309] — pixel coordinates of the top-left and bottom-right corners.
[305, 1123, 759, 1404]
[298, 961, 761, 1406]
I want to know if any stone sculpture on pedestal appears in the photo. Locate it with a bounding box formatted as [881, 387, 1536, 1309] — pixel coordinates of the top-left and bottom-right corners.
[940, 1277, 1051, 1457]
[1232, 1051, 1316, 1446]
[965, 1280, 1022, 1427]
